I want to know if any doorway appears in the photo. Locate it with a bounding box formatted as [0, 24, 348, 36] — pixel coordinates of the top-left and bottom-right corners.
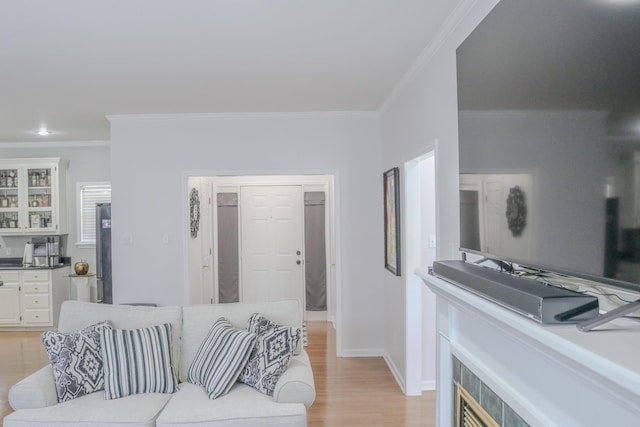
[404, 148, 437, 395]
[187, 174, 335, 324]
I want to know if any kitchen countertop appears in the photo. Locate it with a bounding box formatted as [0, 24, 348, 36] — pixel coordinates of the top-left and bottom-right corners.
[0, 257, 70, 270]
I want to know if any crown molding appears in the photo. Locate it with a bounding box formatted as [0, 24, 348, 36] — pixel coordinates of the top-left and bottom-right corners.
[106, 111, 380, 123]
[380, 0, 479, 114]
[0, 140, 110, 149]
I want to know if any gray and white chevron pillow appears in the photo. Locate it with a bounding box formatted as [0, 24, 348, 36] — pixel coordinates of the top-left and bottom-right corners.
[239, 313, 301, 396]
[42, 321, 113, 403]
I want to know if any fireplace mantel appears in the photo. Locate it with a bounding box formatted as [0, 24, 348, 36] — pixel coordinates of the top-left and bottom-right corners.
[416, 267, 640, 427]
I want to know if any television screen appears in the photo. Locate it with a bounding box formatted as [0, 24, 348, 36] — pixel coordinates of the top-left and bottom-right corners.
[456, 0, 640, 291]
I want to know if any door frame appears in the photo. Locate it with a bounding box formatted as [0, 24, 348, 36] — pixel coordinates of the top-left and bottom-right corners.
[404, 143, 438, 395]
[186, 173, 337, 327]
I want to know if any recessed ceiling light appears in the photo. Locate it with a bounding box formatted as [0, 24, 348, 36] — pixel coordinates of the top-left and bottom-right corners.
[35, 128, 53, 136]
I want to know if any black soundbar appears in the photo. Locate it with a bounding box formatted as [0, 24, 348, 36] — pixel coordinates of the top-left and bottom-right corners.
[433, 260, 599, 324]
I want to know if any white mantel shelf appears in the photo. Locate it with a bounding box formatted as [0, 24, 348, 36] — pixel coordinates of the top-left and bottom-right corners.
[416, 267, 640, 427]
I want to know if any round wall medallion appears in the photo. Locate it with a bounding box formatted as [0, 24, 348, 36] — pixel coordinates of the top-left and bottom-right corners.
[190, 188, 200, 238]
[506, 186, 526, 237]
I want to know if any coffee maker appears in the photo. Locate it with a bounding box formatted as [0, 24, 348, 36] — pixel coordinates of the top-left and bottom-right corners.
[31, 236, 61, 267]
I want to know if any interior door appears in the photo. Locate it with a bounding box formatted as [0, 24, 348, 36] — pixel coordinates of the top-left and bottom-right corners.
[483, 178, 503, 255]
[240, 185, 304, 313]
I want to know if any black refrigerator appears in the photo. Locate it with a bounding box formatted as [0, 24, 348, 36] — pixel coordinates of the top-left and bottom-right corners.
[96, 203, 112, 304]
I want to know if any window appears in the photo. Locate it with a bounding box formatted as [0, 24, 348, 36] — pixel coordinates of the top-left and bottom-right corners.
[77, 182, 111, 247]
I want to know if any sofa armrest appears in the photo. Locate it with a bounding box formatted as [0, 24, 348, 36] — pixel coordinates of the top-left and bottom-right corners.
[8, 365, 58, 410]
[272, 350, 316, 408]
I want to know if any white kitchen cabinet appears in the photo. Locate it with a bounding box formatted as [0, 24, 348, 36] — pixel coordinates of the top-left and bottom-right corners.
[0, 271, 21, 324]
[22, 270, 53, 326]
[0, 267, 70, 329]
[0, 158, 68, 235]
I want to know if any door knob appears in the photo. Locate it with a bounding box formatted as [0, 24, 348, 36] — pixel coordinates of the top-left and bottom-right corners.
[296, 260, 301, 265]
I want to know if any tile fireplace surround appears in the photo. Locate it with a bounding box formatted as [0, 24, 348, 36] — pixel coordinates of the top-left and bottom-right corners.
[417, 268, 640, 427]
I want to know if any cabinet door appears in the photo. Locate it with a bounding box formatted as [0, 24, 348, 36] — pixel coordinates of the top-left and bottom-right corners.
[0, 282, 21, 325]
[0, 159, 66, 236]
[0, 167, 22, 233]
[24, 166, 57, 233]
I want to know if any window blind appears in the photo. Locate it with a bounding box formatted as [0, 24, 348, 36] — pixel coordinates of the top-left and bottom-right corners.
[79, 183, 111, 244]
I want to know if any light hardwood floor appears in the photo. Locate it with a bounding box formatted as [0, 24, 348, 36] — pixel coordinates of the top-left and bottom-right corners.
[1, 322, 436, 426]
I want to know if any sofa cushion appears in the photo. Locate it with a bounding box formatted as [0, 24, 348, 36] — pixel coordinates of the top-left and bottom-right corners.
[57, 301, 183, 372]
[180, 301, 301, 382]
[187, 318, 256, 399]
[3, 391, 172, 427]
[155, 382, 307, 427]
[239, 313, 301, 396]
[42, 321, 113, 403]
[101, 323, 179, 399]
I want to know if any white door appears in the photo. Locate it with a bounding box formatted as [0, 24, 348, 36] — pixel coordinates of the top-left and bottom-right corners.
[483, 178, 503, 255]
[240, 185, 305, 312]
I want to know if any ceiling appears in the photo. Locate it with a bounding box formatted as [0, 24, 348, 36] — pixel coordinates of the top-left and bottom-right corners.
[0, 0, 459, 143]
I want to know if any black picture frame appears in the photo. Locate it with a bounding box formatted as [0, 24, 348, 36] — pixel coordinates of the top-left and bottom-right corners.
[384, 167, 401, 276]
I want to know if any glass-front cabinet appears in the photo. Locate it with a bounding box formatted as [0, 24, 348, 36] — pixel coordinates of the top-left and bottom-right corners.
[0, 168, 21, 231]
[0, 158, 67, 235]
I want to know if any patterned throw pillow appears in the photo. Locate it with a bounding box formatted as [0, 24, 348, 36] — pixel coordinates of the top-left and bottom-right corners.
[42, 321, 113, 403]
[187, 317, 257, 399]
[239, 313, 301, 396]
[100, 323, 179, 400]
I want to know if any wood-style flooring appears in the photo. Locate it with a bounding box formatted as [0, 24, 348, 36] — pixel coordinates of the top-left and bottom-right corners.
[0, 322, 435, 426]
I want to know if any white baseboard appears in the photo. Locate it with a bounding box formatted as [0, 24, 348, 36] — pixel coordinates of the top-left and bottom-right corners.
[422, 380, 436, 391]
[340, 348, 384, 358]
[342, 350, 432, 395]
[384, 352, 406, 394]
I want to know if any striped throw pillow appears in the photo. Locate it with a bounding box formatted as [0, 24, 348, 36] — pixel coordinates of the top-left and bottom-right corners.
[187, 317, 257, 399]
[100, 323, 178, 400]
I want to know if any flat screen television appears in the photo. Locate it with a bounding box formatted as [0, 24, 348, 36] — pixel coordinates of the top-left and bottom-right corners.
[456, 0, 640, 293]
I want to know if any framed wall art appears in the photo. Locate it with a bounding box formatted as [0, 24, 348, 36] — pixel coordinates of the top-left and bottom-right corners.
[383, 167, 401, 276]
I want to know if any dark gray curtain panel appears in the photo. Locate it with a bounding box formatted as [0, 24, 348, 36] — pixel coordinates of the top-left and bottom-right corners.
[217, 193, 239, 303]
[304, 192, 327, 311]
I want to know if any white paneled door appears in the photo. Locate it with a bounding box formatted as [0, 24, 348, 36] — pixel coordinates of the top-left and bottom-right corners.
[482, 178, 503, 255]
[240, 186, 304, 313]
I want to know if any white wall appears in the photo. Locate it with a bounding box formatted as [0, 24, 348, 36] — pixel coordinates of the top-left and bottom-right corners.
[380, 0, 500, 394]
[0, 143, 110, 268]
[108, 112, 384, 354]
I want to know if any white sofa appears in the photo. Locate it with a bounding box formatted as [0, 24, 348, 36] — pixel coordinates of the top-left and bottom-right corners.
[5, 300, 315, 427]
